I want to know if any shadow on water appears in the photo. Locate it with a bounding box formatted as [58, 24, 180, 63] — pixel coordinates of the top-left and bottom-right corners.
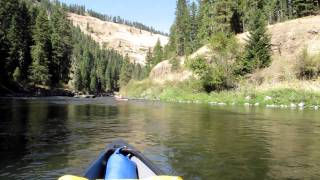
[0, 98, 320, 179]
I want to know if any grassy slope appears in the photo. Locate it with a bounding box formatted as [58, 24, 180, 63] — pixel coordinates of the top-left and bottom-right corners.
[122, 79, 320, 107]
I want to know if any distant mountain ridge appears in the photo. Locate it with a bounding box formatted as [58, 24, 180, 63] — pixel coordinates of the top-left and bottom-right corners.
[68, 13, 169, 64]
[54, 1, 168, 36]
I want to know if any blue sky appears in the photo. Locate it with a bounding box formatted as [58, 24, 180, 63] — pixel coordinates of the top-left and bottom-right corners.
[59, 0, 177, 33]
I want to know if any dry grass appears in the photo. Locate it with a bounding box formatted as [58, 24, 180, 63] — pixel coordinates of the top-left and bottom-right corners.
[239, 79, 320, 92]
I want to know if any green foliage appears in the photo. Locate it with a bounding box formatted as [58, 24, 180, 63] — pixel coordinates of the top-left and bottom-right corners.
[90, 68, 97, 92]
[296, 49, 320, 80]
[188, 57, 231, 92]
[29, 10, 51, 85]
[197, 0, 215, 43]
[29, 57, 50, 85]
[122, 80, 320, 107]
[13, 67, 21, 82]
[74, 68, 82, 91]
[119, 55, 134, 87]
[242, 7, 271, 74]
[143, 40, 165, 78]
[293, 0, 318, 17]
[212, 0, 234, 33]
[189, 1, 200, 52]
[0, 0, 32, 82]
[50, 7, 72, 84]
[174, 0, 192, 56]
[170, 57, 180, 71]
[153, 39, 163, 65]
[188, 33, 240, 92]
[132, 64, 144, 81]
[0, 0, 137, 93]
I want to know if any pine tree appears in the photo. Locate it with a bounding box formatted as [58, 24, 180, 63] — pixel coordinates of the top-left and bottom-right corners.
[80, 49, 91, 91]
[7, 14, 22, 78]
[145, 48, 153, 74]
[174, 0, 191, 56]
[90, 67, 97, 92]
[293, 0, 316, 17]
[243, 6, 271, 74]
[19, 1, 33, 80]
[29, 10, 51, 85]
[119, 55, 133, 87]
[152, 39, 163, 65]
[165, 24, 177, 58]
[273, 0, 289, 22]
[132, 64, 143, 80]
[1, 0, 31, 81]
[212, 0, 234, 34]
[105, 63, 112, 92]
[50, 7, 72, 85]
[197, 0, 215, 43]
[74, 68, 82, 91]
[189, 1, 200, 52]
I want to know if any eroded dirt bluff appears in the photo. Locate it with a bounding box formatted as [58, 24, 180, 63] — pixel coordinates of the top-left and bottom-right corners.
[68, 13, 169, 64]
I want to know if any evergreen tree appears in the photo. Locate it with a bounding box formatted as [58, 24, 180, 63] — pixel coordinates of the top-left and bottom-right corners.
[212, 0, 234, 34]
[165, 24, 177, 58]
[197, 0, 215, 43]
[119, 55, 133, 87]
[132, 64, 144, 80]
[29, 10, 51, 85]
[273, 0, 290, 22]
[293, 0, 316, 17]
[19, 1, 33, 80]
[105, 63, 112, 91]
[74, 68, 82, 91]
[152, 39, 163, 65]
[7, 14, 22, 78]
[80, 49, 91, 91]
[90, 67, 97, 92]
[243, 6, 271, 74]
[144, 48, 153, 74]
[174, 0, 191, 56]
[50, 7, 72, 85]
[0, 0, 32, 82]
[189, 1, 200, 52]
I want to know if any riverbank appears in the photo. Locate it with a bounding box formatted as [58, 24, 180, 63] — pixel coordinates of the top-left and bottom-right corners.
[0, 83, 74, 97]
[121, 79, 320, 109]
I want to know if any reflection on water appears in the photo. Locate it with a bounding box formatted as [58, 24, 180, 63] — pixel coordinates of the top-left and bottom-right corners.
[0, 97, 320, 179]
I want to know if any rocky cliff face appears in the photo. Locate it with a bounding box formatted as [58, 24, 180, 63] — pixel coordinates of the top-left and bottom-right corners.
[68, 13, 169, 64]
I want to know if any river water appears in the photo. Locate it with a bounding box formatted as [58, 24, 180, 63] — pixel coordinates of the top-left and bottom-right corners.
[0, 97, 319, 180]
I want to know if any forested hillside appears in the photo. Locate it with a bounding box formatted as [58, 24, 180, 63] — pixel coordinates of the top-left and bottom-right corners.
[122, 0, 320, 105]
[0, 0, 145, 95]
[141, 0, 320, 92]
[166, 0, 320, 57]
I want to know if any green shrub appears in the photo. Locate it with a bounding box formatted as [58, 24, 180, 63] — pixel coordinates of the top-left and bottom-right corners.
[296, 49, 320, 80]
[187, 33, 240, 92]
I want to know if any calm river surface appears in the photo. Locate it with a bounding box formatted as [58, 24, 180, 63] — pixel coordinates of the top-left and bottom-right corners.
[0, 97, 320, 180]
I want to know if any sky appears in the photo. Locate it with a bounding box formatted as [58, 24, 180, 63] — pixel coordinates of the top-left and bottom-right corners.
[59, 0, 177, 33]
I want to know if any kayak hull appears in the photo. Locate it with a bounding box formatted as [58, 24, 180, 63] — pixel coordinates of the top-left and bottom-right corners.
[84, 140, 163, 180]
